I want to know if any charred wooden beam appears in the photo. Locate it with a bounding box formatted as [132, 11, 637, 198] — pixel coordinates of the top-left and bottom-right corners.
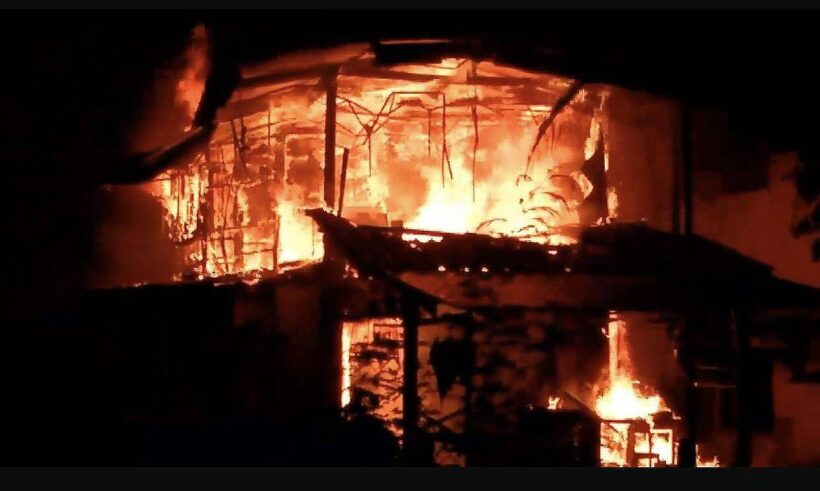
[679, 102, 698, 468]
[106, 126, 214, 184]
[400, 288, 422, 465]
[341, 66, 446, 83]
[323, 70, 338, 209]
[733, 309, 753, 467]
[193, 51, 241, 130]
[525, 80, 584, 176]
[337, 148, 350, 217]
[466, 74, 549, 87]
[309, 209, 820, 312]
[319, 286, 343, 411]
[239, 67, 327, 91]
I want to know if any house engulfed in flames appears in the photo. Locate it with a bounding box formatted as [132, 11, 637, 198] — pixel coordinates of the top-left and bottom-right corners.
[132, 36, 817, 467]
[145, 41, 630, 280]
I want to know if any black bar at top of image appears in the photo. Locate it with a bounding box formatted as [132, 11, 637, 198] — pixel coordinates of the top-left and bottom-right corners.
[4, 1, 820, 10]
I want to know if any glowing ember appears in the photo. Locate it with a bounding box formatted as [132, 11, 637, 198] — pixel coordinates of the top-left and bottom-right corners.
[547, 396, 562, 410]
[401, 233, 444, 243]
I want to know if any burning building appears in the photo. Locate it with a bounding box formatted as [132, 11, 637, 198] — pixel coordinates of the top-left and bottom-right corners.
[108, 34, 816, 466]
[143, 42, 627, 280]
[4, 14, 819, 467]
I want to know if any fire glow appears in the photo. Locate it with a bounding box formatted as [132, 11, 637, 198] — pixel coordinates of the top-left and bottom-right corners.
[144, 42, 609, 280]
[594, 314, 675, 467]
[589, 314, 720, 467]
[141, 38, 724, 467]
[341, 318, 405, 437]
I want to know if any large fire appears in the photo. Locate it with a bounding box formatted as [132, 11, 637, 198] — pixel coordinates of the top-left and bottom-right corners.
[144, 45, 609, 280]
[590, 313, 720, 467]
[594, 313, 676, 467]
[140, 40, 722, 466]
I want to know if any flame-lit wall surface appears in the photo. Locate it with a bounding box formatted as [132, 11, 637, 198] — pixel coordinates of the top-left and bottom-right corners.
[689, 119, 820, 466]
[687, 112, 820, 465]
[694, 150, 818, 288]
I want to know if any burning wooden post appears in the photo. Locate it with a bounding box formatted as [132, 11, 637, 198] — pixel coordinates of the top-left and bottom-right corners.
[337, 148, 350, 217]
[680, 102, 698, 468]
[733, 309, 753, 466]
[322, 68, 342, 269]
[323, 69, 338, 210]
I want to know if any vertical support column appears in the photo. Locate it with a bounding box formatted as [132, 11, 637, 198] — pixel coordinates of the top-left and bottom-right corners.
[321, 69, 341, 268]
[463, 319, 475, 467]
[400, 289, 421, 465]
[318, 71, 343, 412]
[337, 148, 350, 217]
[318, 286, 342, 410]
[626, 424, 637, 467]
[323, 70, 338, 210]
[679, 102, 699, 468]
[733, 309, 753, 467]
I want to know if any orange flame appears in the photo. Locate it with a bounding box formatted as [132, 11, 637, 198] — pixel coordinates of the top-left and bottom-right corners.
[595, 314, 675, 467]
[144, 56, 609, 280]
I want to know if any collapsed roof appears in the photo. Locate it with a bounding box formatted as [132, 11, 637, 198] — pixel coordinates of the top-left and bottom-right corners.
[309, 209, 820, 312]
